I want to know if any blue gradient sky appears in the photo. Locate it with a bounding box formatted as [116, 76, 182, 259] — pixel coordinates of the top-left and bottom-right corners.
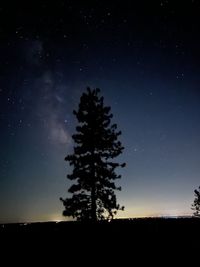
[0, 1, 200, 222]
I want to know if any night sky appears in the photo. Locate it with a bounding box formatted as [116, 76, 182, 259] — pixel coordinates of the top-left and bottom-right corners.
[0, 0, 200, 223]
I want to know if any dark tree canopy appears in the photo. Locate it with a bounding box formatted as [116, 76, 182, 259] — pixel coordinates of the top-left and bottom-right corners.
[191, 186, 200, 217]
[60, 87, 125, 221]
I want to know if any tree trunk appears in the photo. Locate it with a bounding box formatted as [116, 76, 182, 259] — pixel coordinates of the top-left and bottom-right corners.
[91, 147, 97, 222]
[91, 129, 97, 223]
[91, 184, 97, 222]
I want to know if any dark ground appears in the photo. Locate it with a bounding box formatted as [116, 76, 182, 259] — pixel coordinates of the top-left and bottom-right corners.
[0, 218, 199, 263]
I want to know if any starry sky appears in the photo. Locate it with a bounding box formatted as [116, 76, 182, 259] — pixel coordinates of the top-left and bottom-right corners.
[0, 0, 200, 223]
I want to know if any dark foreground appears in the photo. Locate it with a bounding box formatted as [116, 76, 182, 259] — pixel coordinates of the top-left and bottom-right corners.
[1, 218, 199, 263]
[1, 217, 199, 240]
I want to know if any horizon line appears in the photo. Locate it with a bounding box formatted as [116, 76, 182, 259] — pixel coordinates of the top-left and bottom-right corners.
[0, 215, 194, 225]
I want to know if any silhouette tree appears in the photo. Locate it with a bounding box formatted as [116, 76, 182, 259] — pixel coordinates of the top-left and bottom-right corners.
[60, 87, 125, 222]
[191, 186, 200, 217]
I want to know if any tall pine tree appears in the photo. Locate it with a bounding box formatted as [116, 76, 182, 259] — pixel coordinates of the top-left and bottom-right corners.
[191, 186, 200, 217]
[60, 88, 125, 222]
